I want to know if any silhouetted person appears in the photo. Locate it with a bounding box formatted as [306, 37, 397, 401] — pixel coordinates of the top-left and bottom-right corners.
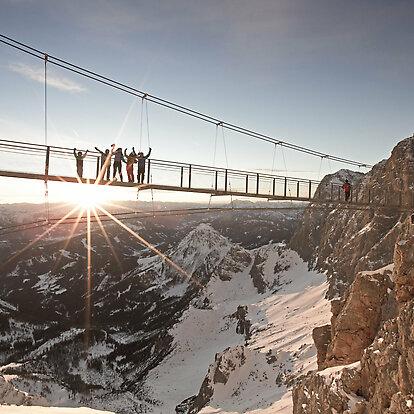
[342, 179, 351, 201]
[137, 147, 152, 184]
[113, 147, 126, 182]
[73, 148, 88, 179]
[95, 144, 114, 180]
[124, 147, 138, 182]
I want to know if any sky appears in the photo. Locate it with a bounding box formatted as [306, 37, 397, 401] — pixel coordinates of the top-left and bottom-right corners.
[0, 0, 413, 204]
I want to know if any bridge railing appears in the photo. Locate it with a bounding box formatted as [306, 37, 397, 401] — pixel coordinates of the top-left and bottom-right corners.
[1, 139, 413, 207]
[0, 139, 321, 201]
[314, 182, 414, 208]
[147, 158, 319, 199]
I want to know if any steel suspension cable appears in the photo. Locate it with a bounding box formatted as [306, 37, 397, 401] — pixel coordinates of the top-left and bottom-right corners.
[44, 54, 50, 223]
[0, 34, 372, 169]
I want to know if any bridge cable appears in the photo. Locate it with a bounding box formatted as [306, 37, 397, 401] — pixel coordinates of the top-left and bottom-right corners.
[268, 143, 277, 197]
[145, 97, 151, 148]
[221, 124, 234, 209]
[0, 34, 373, 169]
[208, 124, 219, 210]
[44, 54, 50, 224]
[280, 145, 292, 199]
[139, 96, 144, 152]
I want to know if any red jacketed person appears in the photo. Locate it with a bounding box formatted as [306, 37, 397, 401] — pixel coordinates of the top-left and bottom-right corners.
[124, 148, 137, 182]
[342, 179, 351, 201]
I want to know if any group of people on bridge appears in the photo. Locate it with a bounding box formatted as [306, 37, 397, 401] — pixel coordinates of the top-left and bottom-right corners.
[73, 145, 152, 184]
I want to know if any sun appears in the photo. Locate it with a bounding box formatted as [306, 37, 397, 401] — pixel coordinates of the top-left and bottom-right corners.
[67, 182, 109, 208]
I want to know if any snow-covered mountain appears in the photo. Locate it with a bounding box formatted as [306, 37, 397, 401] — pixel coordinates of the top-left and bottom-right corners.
[2, 137, 411, 413]
[1, 204, 327, 412]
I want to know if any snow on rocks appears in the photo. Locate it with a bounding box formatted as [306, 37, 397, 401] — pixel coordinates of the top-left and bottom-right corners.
[143, 242, 330, 413]
[0, 374, 48, 407]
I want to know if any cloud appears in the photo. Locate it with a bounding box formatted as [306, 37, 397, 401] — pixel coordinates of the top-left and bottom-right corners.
[8, 62, 86, 93]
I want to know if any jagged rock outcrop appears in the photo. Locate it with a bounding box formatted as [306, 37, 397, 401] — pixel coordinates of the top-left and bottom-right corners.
[324, 267, 394, 368]
[0, 374, 48, 406]
[232, 305, 251, 340]
[292, 363, 364, 414]
[293, 238, 414, 413]
[393, 237, 414, 303]
[187, 345, 247, 414]
[358, 299, 414, 412]
[249, 244, 291, 293]
[290, 136, 414, 298]
[312, 325, 331, 371]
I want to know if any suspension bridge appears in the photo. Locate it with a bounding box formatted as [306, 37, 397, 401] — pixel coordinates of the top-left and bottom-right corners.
[0, 33, 413, 226]
[0, 139, 413, 212]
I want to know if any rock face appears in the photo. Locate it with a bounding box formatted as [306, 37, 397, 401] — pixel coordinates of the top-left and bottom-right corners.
[293, 238, 414, 413]
[324, 268, 394, 368]
[0, 374, 48, 406]
[312, 325, 331, 371]
[290, 136, 414, 298]
[393, 237, 414, 303]
[187, 345, 247, 414]
[359, 299, 414, 413]
[292, 363, 364, 414]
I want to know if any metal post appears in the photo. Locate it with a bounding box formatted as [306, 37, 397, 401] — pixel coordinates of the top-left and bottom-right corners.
[368, 189, 371, 204]
[356, 190, 358, 204]
[245, 175, 249, 193]
[147, 159, 151, 184]
[284, 177, 287, 198]
[45, 146, 50, 182]
[273, 178, 276, 196]
[224, 169, 228, 192]
[338, 186, 341, 201]
[256, 173, 259, 194]
[180, 166, 184, 187]
[308, 180, 312, 200]
[297, 181, 300, 198]
[188, 164, 192, 188]
[215, 170, 218, 191]
[96, 156, 100, 178]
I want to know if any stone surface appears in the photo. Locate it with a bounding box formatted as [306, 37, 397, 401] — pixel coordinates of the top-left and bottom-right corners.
[360, 299, 414, 412]
[312, 325, 331, 371]
[0, 374, 48, 406]
[292, 363, 363, 414]
[187, 345, 247, 414]
[325, 269, 394, 367]
[393, 237, 414, 303]
[294, 238, 414, 413]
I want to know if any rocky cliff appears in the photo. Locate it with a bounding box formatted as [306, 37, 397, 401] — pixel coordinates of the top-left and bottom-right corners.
[293, 234, 414, 413]
[290, 136, 414, 298]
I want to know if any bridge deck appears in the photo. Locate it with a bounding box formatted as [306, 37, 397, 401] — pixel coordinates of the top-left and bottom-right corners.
[0, 169, 411, 212]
